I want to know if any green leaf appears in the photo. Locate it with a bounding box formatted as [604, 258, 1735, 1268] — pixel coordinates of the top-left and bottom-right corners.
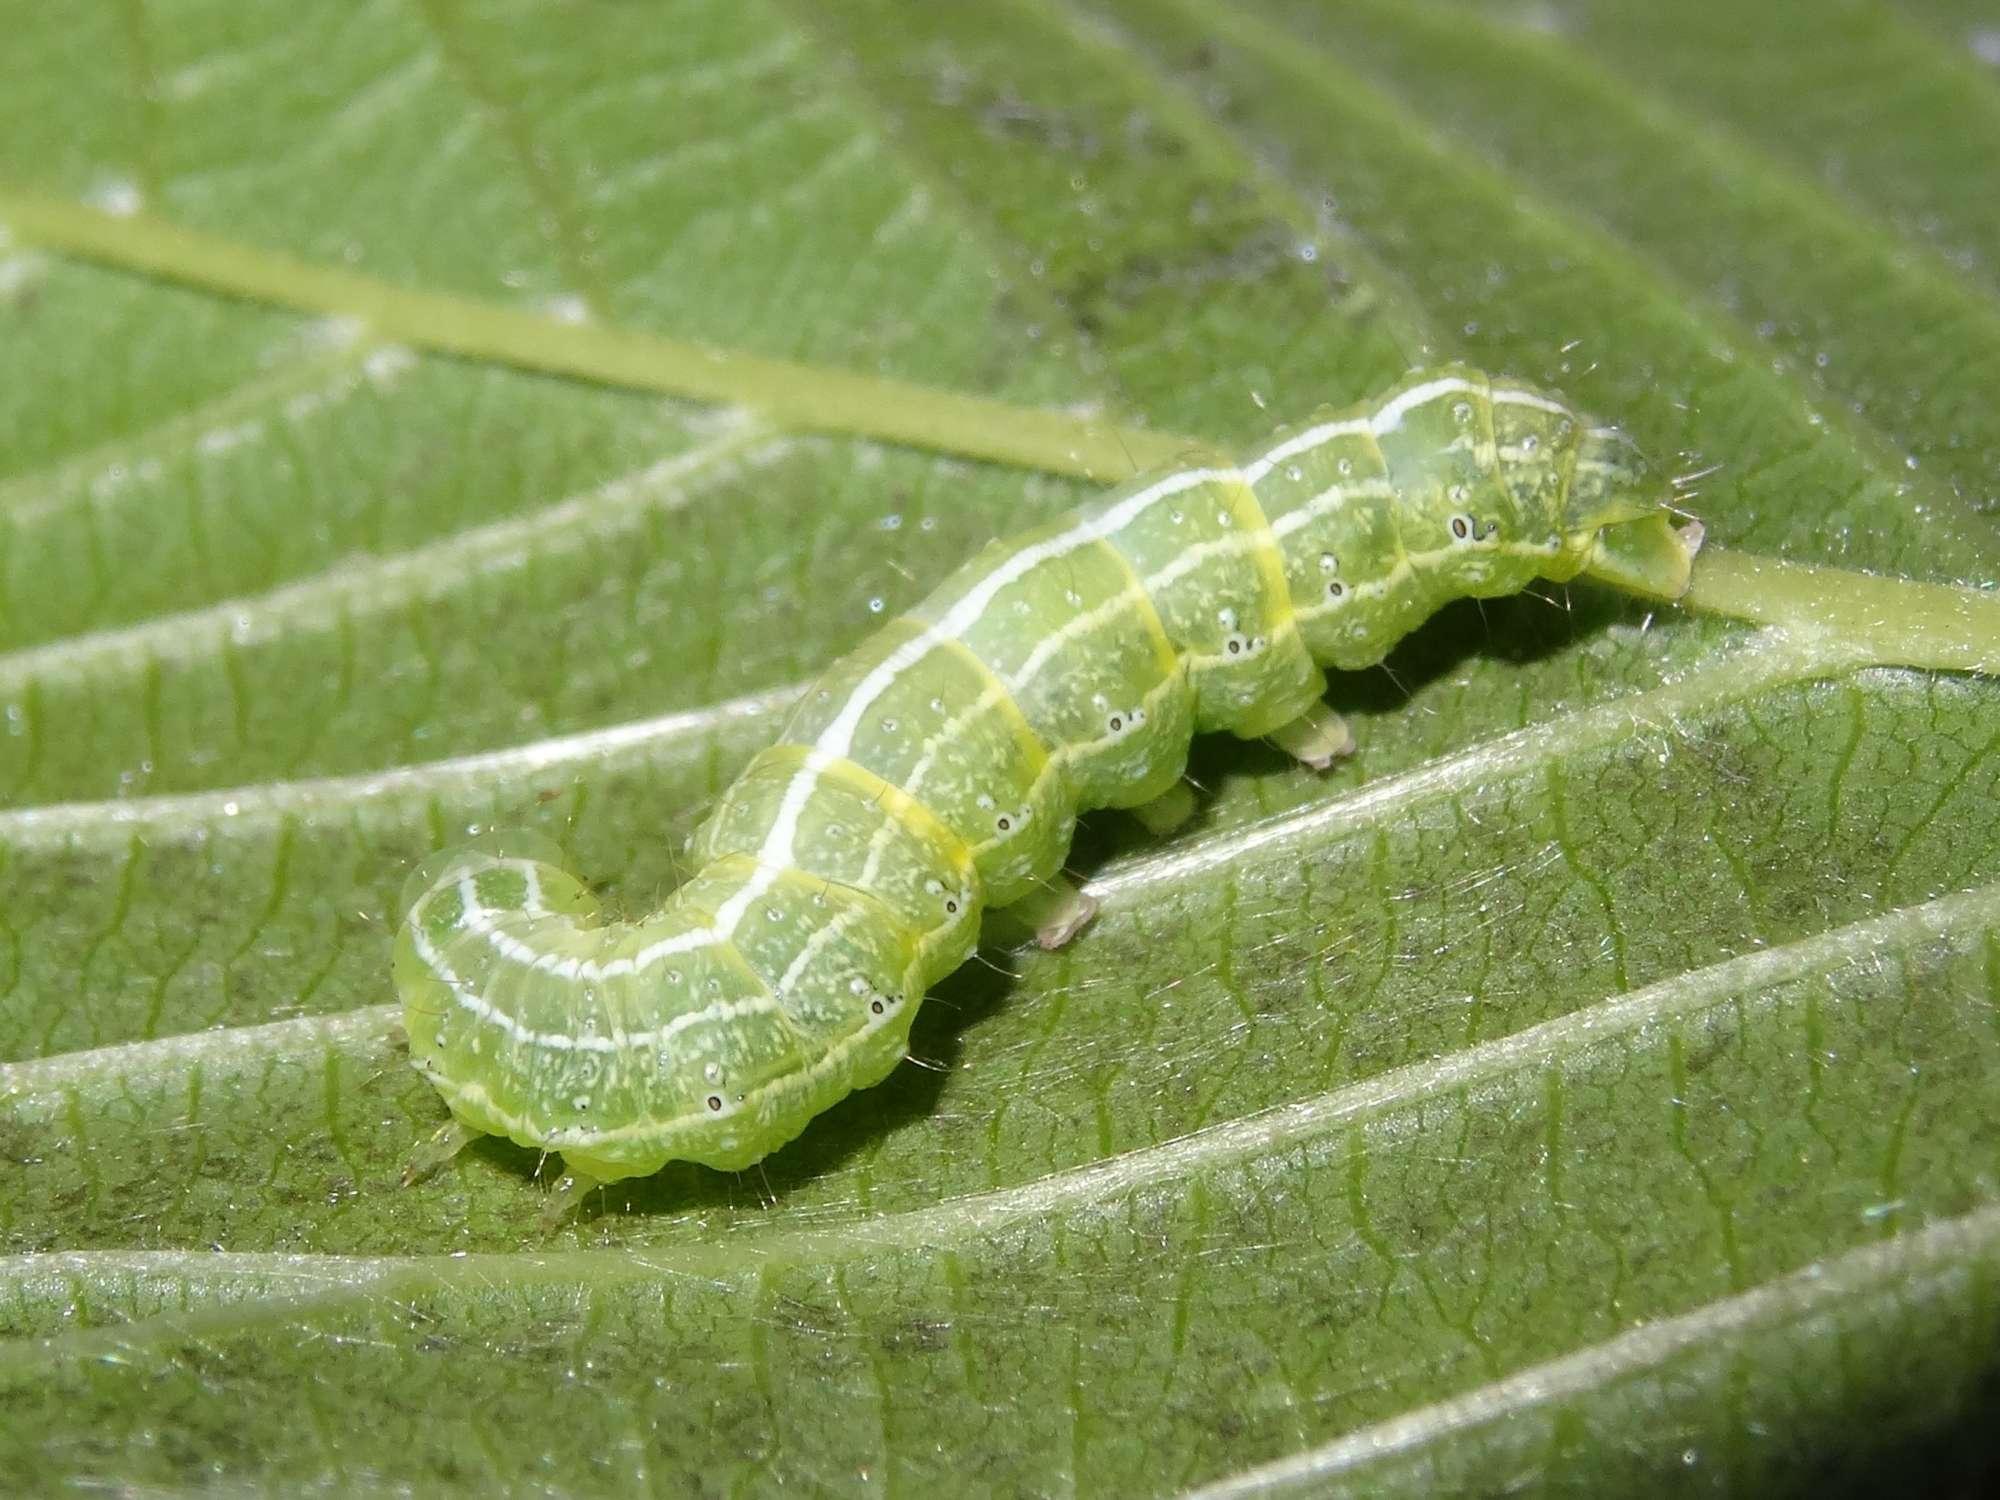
[3, 0, 1998, 1493]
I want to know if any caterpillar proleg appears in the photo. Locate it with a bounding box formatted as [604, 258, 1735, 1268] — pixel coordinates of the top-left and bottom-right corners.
[393, 365, 1700, 1203]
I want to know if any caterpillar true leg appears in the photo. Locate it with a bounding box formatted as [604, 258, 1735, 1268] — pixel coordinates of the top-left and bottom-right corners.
[539, 1171, 602, 1230]
[1267, 702, 1356, 771]
[400, 1119, 481, 1187]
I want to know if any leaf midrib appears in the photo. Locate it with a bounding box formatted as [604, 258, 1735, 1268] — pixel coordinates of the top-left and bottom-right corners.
[5, 0, 1994, 554]
[0, 189, 1191, 482]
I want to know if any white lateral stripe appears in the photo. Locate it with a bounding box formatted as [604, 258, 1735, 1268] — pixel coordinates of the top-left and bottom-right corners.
[1267, 478, 1396, 538]
[776, 902, 861, 994]
[1140, 530, 1259, 596]
[1003, 582, 1144, 694]
[999, 519, 1273, 695]
[1001, 522, 1260, 694]
[626, 924, 725, 969]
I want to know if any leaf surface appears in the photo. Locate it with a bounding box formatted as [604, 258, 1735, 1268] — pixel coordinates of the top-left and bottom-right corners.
[2, 1, 1998, 1493]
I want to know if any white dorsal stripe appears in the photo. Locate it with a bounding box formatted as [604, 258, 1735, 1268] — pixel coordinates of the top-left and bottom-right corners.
[709, 465, 1237, 955]
[1239, 417, 1372, 486]
[439, 858, 721, 984]
[415, 876, 778, 1054]
[1368, 375, 1478, 434]
[720, 747, 846, 946]
[813, 466, 1235, 761]
[1237, 381, 1574, 491]
[1494, 388, 1572, 416]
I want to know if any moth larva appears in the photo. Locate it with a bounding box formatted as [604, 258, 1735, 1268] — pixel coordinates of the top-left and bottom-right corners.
[393, 365, 1699, 1200]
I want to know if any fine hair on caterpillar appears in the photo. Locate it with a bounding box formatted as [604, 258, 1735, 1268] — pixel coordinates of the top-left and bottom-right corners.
[393, 364, 1703, 1217]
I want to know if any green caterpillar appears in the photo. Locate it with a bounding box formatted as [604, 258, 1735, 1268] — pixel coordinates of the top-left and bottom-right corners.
[393, 365, 1699, 1207]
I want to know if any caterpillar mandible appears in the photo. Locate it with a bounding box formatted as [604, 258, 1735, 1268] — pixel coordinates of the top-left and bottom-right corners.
[393, 365, 1701, 1209]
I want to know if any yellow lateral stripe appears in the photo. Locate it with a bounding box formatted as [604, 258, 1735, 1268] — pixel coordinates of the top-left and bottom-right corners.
[1089, 537, 1188, 677]
[758, 744, 979, 886]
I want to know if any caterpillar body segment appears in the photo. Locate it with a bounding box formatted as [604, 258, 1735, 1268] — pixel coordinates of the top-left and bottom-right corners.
[394, 366, 1695, 1194]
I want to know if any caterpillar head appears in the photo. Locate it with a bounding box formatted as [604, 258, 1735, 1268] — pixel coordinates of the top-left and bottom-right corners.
[1556, 425, 1699, 600]
[1559, 426, 1700, 600]
[1565, 425, 1669, 533]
